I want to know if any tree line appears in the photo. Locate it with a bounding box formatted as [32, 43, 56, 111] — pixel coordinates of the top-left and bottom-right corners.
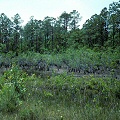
[0, 1, 120, 54]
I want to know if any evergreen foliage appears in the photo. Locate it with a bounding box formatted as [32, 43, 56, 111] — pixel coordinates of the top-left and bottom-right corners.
[0, 1, 120, 119]
[0, 1, 119, 53]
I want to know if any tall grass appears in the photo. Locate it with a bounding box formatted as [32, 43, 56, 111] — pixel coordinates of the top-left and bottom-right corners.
[0, 68, 119, 120]
[0, 47, 120, 119]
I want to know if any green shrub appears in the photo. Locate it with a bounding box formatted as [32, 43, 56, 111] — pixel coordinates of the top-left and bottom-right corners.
[0, 83, 21, 112]
[40, 74, 120, 106]
[19, 105, 39, 120]
[0, 64, 27, 112]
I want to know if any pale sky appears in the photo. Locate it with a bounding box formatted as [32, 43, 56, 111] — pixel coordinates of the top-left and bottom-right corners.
[0, 0, 119, 27]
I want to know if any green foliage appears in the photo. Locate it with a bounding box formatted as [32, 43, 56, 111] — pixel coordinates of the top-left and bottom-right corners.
[19, 105, 39, 120]
[0, 1, 120, 118]
[0, 64, 27, 112]
[0, 1, 120, 53]
[36, 73, 120, 107]
[0, 68, 119, 119]
[83, 76, 120, 104]
[0, 83, 21, 112]
[0, 43, 6, 53]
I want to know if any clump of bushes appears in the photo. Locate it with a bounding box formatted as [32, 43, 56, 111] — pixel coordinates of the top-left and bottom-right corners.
[19, 105, 39, 120]
[0, 64, 28, 112]
[40, 73, 120, 106]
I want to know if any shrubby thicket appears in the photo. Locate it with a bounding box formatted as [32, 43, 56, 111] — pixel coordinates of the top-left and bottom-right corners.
[0, 1, 120, 119]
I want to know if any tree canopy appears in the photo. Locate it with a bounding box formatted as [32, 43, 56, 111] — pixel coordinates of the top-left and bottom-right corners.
[0, 1, 120, 53]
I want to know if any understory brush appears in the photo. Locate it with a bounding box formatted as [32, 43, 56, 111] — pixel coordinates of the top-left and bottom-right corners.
[0, 47, 120, 119]
[37, 73, 120, 106]
[0, 65, 28, 112]
[0, 67, 120, 120]
[1, 47, 120, 76]
[17, 73, 120, 119]
[14, 47, 120, 73]
[0, 69, 120, 119]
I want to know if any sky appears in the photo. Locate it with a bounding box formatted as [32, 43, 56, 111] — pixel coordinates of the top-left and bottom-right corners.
[0, 0, 119, 27]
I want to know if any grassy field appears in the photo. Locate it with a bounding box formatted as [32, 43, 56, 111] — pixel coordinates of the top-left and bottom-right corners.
[0, 68, 120, 120]
[0, 48, 120, 120]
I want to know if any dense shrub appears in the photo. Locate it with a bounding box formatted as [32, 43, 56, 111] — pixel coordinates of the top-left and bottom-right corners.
[39, 73, 120, 106]
[0, 64, 27, 112]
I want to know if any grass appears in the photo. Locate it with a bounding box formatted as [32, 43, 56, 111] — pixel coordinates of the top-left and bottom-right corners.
[0, 70, 120, 120]
[0, 47, 120, 119]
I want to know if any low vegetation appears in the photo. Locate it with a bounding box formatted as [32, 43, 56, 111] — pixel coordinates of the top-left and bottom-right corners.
[0, 48, 120, 119]
[0, 1, 120, 119]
